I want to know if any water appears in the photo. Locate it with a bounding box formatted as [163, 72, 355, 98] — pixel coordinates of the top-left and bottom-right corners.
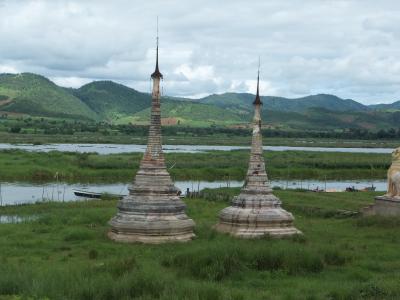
[0, 143, 394, 154]
[0, 180, 385, 206]
[0, 215, 37, 224]
[0, 181, 243, 206]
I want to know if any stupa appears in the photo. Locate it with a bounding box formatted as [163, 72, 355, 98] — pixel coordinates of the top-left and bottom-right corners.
[108, 35, 195, 243]
[215, 67, 301, 238]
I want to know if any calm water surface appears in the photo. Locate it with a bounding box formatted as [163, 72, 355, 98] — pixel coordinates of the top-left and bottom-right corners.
[0, 143, 394, 154]
[0, 215, 37, 224]
[0, 180, 385, 206]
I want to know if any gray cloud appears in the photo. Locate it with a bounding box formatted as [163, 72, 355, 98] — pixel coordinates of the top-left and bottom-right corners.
[0, 0, 400, 104]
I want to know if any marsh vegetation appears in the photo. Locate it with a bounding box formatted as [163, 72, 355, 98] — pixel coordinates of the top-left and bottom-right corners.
[0, 149, 390, 182]
[0, 190, 399, 299]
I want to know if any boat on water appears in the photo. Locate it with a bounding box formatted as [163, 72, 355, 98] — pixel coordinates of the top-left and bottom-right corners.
[346, 185, 376, 192]
[73, 189, 125, 200]
[360, 185, 376, 192]
[73, 189, 185, 199]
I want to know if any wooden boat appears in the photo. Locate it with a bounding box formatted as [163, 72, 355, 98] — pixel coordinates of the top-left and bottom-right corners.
[325, 188, 340, 193]
[74, 189, 184, 199]
[346, 185, 376, 192]
[73, 189, 125, 200]
[360, 185, 376, 192]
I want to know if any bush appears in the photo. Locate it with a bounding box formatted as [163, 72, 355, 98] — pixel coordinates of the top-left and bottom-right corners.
[283, 249, 324, 274]
[104, 257, 137, 278]
[10, 126, 21, 133]
[88, 249, 98, 260]
[162, 244, 245, 281]
[162, 241, 328, 281]
[323, 249, 347, 266]
[63, 228, 95, 241]
[252, 249, 284, 271]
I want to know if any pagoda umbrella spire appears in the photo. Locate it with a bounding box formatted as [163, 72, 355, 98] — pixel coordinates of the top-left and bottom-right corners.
[151, 21, 163, 79]
[215, 64, 301, 238]
[108, 28, 195, 244]
[253, 58, 262, 105]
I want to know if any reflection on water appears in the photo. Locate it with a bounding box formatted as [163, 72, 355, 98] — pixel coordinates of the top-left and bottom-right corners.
[0, 143, 394, 154]
[0, 180, 385, 206]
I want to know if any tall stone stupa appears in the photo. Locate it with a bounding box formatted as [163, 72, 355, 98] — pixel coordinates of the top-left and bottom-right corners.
[215, 67, 301, 238]
[108, 35, 195, 243]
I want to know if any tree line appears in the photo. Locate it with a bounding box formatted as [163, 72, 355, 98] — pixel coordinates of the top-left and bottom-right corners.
[1, 117, 400, 140]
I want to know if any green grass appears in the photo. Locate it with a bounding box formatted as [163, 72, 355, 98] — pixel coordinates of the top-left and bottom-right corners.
[0, 149, 390, 182]
[1, 190, 400, 299]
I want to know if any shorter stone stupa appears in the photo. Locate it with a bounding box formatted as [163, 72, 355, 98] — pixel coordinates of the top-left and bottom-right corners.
[215, 68, 301, 238]
[363, 147, 400, 216]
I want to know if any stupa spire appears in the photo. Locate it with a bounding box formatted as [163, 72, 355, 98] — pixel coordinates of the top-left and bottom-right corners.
[108, 24, 195, 244]
[215, 64, 301, 238]
[253, 57, 262, 105]
[151, 18, 163, 79]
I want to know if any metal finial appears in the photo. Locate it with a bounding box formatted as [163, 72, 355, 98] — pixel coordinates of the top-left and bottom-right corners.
[257, 57, 260, 96]
[156, 16, 159, 48]
[253, 56, 262, 105]
[151, 16, 163, 79]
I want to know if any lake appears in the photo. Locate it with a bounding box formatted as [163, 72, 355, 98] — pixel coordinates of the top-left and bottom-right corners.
[0, 143, 394, 154]
[0, 180, 385, 206]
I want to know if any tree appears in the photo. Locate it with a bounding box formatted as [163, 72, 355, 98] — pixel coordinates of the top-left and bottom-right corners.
[10, 126, 21, 133]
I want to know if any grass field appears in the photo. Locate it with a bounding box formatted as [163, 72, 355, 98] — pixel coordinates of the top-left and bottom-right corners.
[1, 190, 399, 299]
[0, 149, 391, 182]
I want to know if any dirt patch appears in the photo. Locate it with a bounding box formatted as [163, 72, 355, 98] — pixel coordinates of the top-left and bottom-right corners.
[337, 115, 355, 123]
[161, 118, 179, 125]
[0, 110, 26, 117]
[0, 98, 12, 107]
[358, 122, 375, 130]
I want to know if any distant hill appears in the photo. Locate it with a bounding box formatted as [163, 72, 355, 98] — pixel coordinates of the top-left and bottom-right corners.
[128, 100, 245, 127]
[1, 72, 400, 131]
[369, 101, 400, 112]
[198, 93, 369, 113]
[262, 108, 400, 131]
[0, 73, 97, 120]
[72, 81, 151, 121]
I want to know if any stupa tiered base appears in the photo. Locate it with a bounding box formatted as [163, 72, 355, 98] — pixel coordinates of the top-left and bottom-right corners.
[108, 212, 195, 244]
[362, 196, 400, 217]
[215, 190, 301, 238]
[108, 163, 195, 244]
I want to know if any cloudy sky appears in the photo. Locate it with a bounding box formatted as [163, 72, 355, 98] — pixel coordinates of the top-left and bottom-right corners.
[1, 0, 400, 103]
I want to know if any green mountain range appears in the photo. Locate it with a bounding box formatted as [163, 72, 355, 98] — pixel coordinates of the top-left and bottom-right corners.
[369, 101, 400, 112]
[0, 73, 97, 120]
[199, 93, 369, 113]
[1, 72, 399, 131]
[70, 81, 150, 121]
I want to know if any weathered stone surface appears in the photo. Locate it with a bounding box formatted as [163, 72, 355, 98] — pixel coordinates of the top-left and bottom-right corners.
[215, 71, 301, 238]
[362, 147, 400, 216]
[383, 147, 400, 198]
[363, 196, 400, 217]
[108, 43, 195, 243]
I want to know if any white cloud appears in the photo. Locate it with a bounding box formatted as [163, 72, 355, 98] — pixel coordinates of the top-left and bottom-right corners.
[0, 64, 19, 73]
[0, 0, 400, 103]
[51, 76, 93, 88]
